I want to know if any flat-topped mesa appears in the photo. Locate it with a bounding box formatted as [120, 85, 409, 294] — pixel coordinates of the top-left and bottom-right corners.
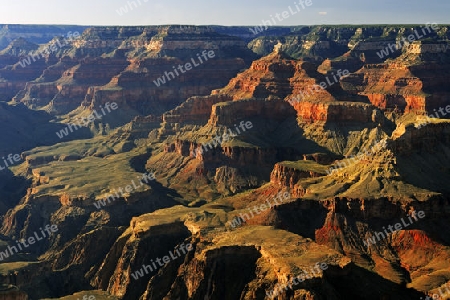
[208, 98, 297, 127]
[166, 25, 215, 34]
[407, 41, 450, 54]
[286, 60, 381, 123]
[145, 25, 255, 61]
[347, 40, 404, 64]
[163, 95, 232, 125]
[296, 100, 381, 124]
[146, 25, 217, 54]
[73, 26, 159, 53]
[163, 51, 320, 127]
[317, 57, 352, 73]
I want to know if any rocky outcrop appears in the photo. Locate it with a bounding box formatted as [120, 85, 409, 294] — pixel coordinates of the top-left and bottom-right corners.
[342, 41, 450, 114]
[294, 100, 380, 124]
[88, 206, 359, 300]
[286, 60, 337, 103]
[270, 162, 327, 189]
[0, 286, 28, 300]
[212, 50, 297, 100]
[118, 115, 162, 140]
[0, 60, 50, 100]
[1, 24, 450, 300]
[391, 121, 450, 155]
[163, 94, 232, 124]
[84, 56, 247, 116]
[14, 56, 129, 114]
[92, 216, 192, 299]
[209, 98, 296, 126]
[79, 26, 254, 117]
[0, 25, 256, 126]
[214, 166, 261, 194]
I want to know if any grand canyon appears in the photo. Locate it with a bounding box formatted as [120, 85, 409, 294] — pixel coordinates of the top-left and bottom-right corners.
[0, 18, 448, 300]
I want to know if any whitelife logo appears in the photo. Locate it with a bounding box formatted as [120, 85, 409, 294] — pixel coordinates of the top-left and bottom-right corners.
[289, 69, 349, 104]
[376, 23, 442, 59]
[0, 153, 22, 171]
[191, 121, 253, 158]
[249, 0, 313, 35]
[363, 211, 426, 247]
[153, 50, 215, 87]
[56, 102, 118, 139]
[266, 262, 328, 299]
[19, 31, 80, 68]
[74, 296, 95, 300]
[131, 242, 193, 280]
[116, 0, 149, 16]
[416, 104, 450, 129]
[93, 172, 156, 209]
[227, 191, 290, 228]
[0, 224, 58, 261]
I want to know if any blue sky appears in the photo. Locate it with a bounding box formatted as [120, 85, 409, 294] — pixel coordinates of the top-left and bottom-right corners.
[0, 0, 448, 26]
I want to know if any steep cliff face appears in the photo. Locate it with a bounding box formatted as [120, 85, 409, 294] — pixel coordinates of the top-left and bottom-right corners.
[0, 60, 50, 100]
[0, 34, 84, 101]
[163, 95, 233, 124]
[391, 121, 450, 154]
[80, 26, 254, 117]
[13, 56, 129, 114]
[150, 47, 387, 201]
[270, 161, 328, 190]
[0, 286, 28, 300]
[286, 60, 337, 103]
[91, 210, 193, 299]
[0, 25, 256, 128]
[161, 137, 303, 195]
[99, 202, 432, 299]
[209, 98, 296, 126]
[144, 26, 256, 61]
[0, 38, 39, 58]
[342, 41, 450, 114]
[294, 101, 380, 124]
[88, 206, 372, 300]
[86, 57, 245, 117]
[250, 25, 448, 60]
[213, 50, 296, 100]
[239, 176, 450, 298]
[261, 119, 450, 292]
[1, 24, 450, 300]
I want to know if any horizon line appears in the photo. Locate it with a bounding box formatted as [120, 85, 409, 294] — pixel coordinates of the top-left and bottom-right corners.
[1, 23, 449, 27]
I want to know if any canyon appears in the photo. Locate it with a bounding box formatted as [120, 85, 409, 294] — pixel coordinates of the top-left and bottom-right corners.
[0, 24, 448, 300]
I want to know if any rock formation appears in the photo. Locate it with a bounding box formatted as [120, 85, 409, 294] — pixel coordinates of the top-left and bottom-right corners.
[0, 24, 448, 300]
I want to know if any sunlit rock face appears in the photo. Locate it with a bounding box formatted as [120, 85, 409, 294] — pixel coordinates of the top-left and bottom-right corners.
[0, 24, 448, 300]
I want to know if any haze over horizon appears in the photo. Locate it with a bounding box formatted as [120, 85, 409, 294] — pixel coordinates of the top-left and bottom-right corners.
[0, 0, 448, 26]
